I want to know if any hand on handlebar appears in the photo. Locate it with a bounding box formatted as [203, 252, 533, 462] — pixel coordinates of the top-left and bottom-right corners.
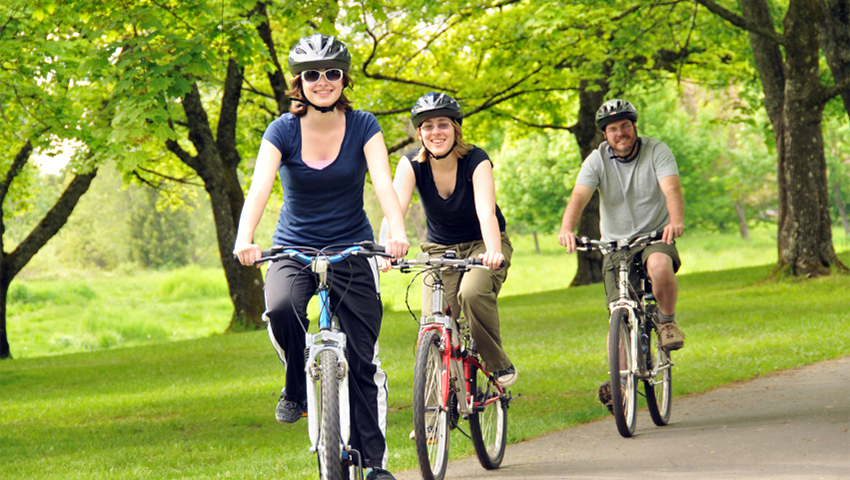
[662, 222, 684, 245]
[233, 242, 262, 268]
[377, 255, 394, 273]
[478, 251, 505, 270]
[558, 231, 579, 254]
[376, 237, 408, 272]
[384, 237, 409, 260]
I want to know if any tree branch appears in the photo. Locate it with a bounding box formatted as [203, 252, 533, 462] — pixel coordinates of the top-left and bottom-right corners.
[491, 110, 574, 131]
[361, 27, 457, 93]
[368, 107, 410, 116]
[254, 1, 289, 114]
[6, 167, 98, 279]
[0, 140, 34, 205]
[216, 59, 244, 171]
[387, 137, 416, 155]
[693, 0, 786, 45]
[165, 136, 199, 172]
[135, 167, 203, 187]
[821, 76, 850, 106]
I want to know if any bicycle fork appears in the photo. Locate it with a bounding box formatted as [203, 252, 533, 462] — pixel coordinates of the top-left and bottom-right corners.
[305, 272, 357, 476]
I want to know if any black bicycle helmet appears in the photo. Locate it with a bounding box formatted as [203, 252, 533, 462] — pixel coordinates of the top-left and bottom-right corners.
[288, 34, 351, 76]
[595, 99, 638, 131]
[410, 92, 463, 129]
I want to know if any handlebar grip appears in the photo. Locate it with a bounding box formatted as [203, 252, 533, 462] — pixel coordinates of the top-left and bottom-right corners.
[470, 258, 484, 266]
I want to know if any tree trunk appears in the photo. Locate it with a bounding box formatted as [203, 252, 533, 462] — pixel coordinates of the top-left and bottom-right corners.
[167, 76, 265, 331]
[820, 0, 850, 118]
[724, 0, 848, 276]
[835, 181, 850, 235]
[774, 0, 843, 276]
[532, 231, 540, 254]
[568, 79, 607, 286]
[735, 199, 751, 240]
[0, 285, 9, 360]
[0, 141, 98, 359]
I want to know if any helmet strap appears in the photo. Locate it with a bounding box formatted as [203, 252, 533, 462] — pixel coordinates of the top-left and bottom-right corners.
[425, 140, 458, 160]
[291, 97, 337, 114]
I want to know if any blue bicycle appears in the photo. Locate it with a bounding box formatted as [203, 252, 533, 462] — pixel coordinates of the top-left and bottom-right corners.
[255, 241, 391, 480]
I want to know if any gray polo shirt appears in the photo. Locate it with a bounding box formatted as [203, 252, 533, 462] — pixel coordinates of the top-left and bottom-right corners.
[576, 137, 679, 242]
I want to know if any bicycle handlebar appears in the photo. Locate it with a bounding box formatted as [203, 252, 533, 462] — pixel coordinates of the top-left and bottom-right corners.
[575, 230, 666, 254]
[233, 241, 393, 265]
[392, 250, 502, 272]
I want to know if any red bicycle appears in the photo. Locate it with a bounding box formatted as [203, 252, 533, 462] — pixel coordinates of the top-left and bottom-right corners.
[393, 251, 516, 480]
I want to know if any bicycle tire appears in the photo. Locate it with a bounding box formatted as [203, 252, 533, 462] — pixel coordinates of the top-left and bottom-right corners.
[412, 330, 450, 480]
[645, 331, 672, 426]
[468, 363, 507, 469]
[609, 308, 637, 437]
[318, 350, 343, 480]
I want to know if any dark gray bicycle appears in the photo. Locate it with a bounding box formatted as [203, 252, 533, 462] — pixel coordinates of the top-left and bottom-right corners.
[576, 231, 673, 437]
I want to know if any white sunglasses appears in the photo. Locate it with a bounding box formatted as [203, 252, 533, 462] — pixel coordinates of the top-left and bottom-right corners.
[301, 69, 344, 84]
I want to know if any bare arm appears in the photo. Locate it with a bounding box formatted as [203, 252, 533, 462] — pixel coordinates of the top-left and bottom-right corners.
[557, 184, 594, 253]
[365, 132, 409, 259]
[233, 139, 281, 266]
[378, 156, 416, 244]
[471, 161, 504, 269]
[658, 175, 685, 244]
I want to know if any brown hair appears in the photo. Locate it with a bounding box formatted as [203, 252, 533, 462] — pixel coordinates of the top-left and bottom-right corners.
[286, 72, 354, 116]
[412, 119, 472, 163]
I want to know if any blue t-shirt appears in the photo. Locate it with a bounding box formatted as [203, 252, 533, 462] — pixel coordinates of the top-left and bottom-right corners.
[262, 111, 381, 248]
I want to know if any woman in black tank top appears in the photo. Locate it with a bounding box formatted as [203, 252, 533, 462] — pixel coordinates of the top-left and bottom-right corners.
[383, 92, 517, 388]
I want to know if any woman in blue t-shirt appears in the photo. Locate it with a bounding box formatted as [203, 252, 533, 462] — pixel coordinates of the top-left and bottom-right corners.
[232, 34, 407, 480]
[388, 92, 516, 388]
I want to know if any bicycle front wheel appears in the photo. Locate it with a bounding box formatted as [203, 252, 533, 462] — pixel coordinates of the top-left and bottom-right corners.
[412, 330, 450, 480]
[645, 332, 672, 426]
[318, 350, 343, 480]
[468, 363, 507, 470]
[609, 309, 637, 437]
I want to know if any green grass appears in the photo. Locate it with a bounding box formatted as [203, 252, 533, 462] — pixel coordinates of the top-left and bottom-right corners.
[1, 238, 848, 479]
[8, 226, 846, 358]
[7, 266, 232, 358]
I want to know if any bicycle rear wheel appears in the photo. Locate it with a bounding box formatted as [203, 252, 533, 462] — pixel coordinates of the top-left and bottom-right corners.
[468, 363, 507, 469]
[412, 330, 449, 480]
[645, 330, 672, 426]
[318, 350, 343, 480]
[609, 309, 637, 437]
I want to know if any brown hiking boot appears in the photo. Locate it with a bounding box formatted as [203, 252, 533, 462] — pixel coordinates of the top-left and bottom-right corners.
[657, 322, 685, 350]
[597, 381, 614, 414]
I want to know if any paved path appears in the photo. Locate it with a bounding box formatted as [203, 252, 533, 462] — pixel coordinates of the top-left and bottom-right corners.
[395, 356, 850, 480]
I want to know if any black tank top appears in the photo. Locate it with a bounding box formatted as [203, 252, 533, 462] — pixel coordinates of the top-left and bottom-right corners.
[406, 146, 507, 245]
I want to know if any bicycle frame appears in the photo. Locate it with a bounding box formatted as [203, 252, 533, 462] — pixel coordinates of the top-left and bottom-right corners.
[416, 272, 496, 417]
[257, 243, 389, 479]
[576, 232, 674, 379]
[304, 255, 350, 458]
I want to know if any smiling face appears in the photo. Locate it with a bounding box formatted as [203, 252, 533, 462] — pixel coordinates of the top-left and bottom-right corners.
[602, 118, 638, 157]
[418, 116, 457, 158]
[301, 68, 344, 108]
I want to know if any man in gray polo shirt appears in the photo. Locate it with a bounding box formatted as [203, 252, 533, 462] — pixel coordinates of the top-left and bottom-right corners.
[558, 99, 685, 407]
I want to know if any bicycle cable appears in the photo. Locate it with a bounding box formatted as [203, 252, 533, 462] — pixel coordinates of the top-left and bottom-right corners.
[403, 268, 429, 324]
